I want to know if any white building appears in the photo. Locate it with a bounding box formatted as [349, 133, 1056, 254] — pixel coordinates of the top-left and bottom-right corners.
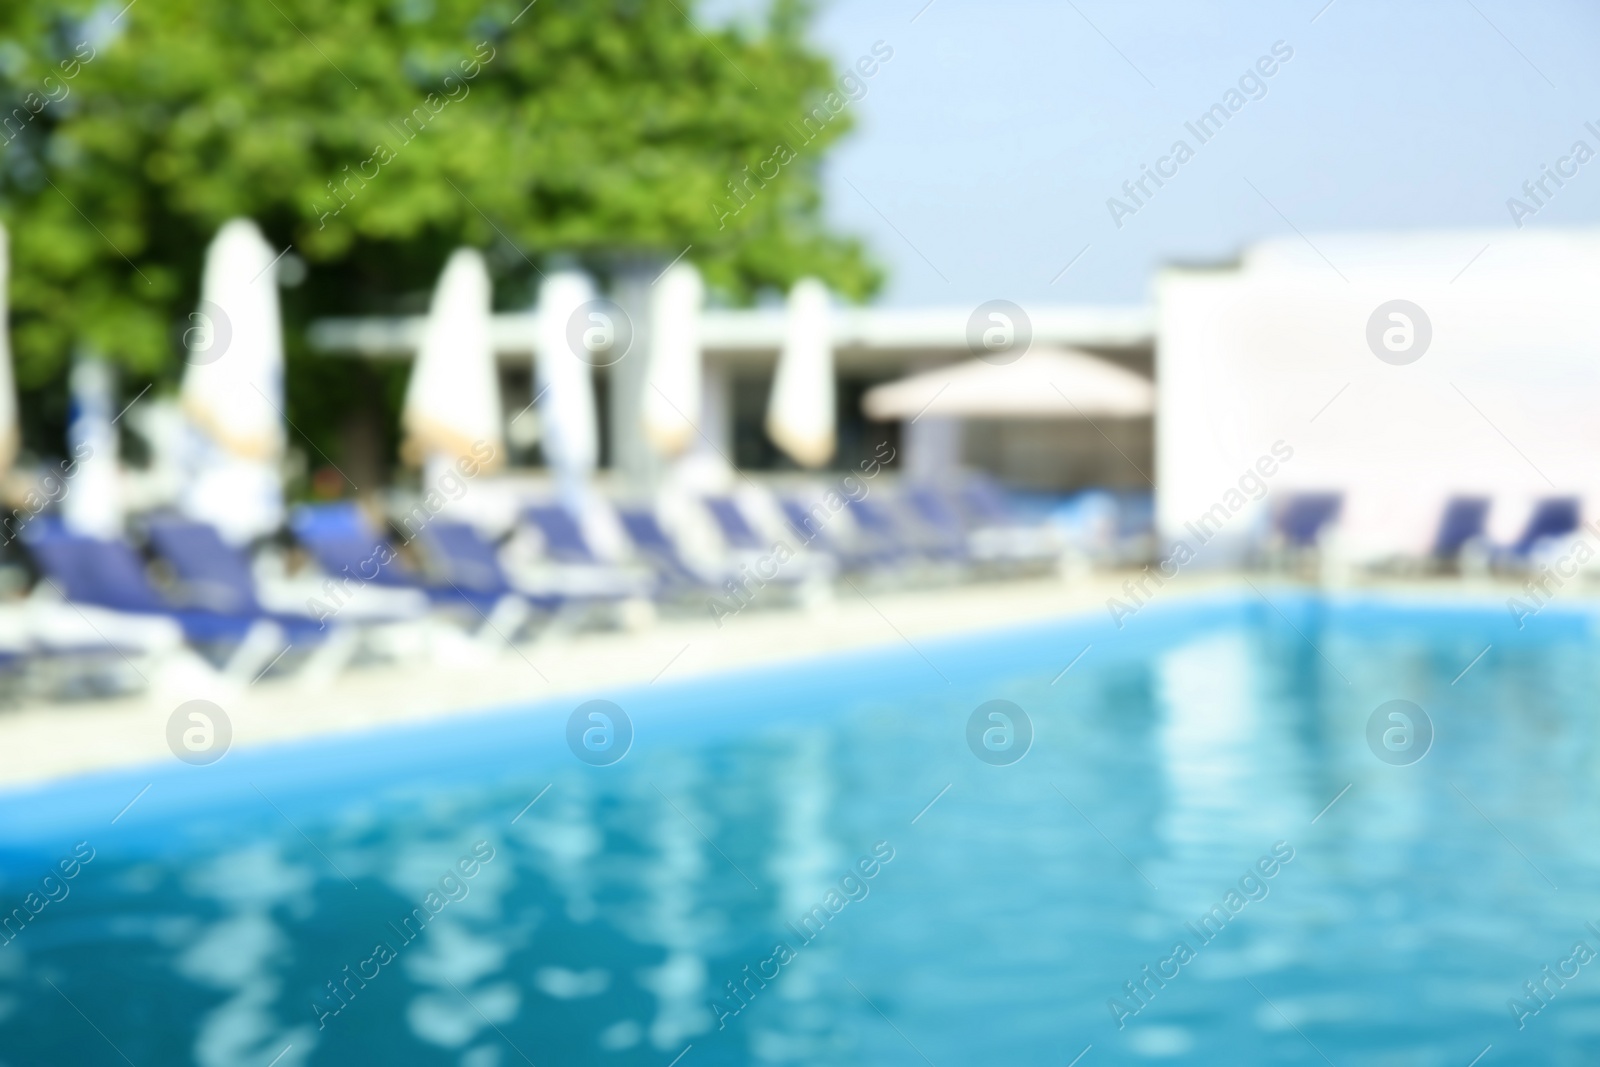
[312, 227, 1600, 562]
[1158, 229, 1600, 560]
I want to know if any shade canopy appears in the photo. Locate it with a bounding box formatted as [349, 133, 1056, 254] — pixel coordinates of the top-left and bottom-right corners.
[862, 347, 1154, 421]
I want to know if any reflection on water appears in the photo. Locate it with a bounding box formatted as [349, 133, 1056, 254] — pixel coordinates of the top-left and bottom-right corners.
[4, 600, 1600, 1064]
[1156, 631, 1275, 878]
[179, 845, 316, 1067]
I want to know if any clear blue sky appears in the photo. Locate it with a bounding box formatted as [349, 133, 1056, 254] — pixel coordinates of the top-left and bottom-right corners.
[781, 0, 1600, 306]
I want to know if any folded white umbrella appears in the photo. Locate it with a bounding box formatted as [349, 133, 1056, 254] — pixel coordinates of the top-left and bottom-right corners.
[180, 219, 286, 544]
[642, 261, 703, 456]
[534, 271, 601, 499]
[766, 278, 835, 468]
[61, 357, 122, 537]
[0, 225, 17, 478]
[402, 248, 504, 473]
[862, 347, 1155, 420]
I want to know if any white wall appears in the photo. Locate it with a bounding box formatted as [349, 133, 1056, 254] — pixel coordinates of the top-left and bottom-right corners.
[1157, 229, 1600, 560]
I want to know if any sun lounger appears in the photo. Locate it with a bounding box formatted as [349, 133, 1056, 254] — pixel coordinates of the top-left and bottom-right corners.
[1508, 497, 1580, 558]
[846, 495, 962, 571]
[23, 523, 303, 679]
[900, 486, 980, 563]
[518, 503, 657, 600]
[956, 475, 1014, 528]
[703, 496, 767, 553]
[943, 477, 1065, 569]
[1273, 492, 1343, 548]
[291, 504, 497, 607]
[626, 500, 825, 616]
[614, 505, 725, 596]
[778, 496, 898, 574]
[291, 503, 537, 638]
[1476, 496, 1584, 573]
[905, 483, 1060, 572]
[1431, 496, 1490, 562]
[414, 519, 649, 633]
[147, 514, 434, 676]
[143, 516, 264, 615]
[27, 524, 311, 641]
[522, 504, 602, 564]
[703, 495, 834, 585]
[144, 516, 392, 631]
[0, 596, 186, 700]
[411, 521, 560, 609]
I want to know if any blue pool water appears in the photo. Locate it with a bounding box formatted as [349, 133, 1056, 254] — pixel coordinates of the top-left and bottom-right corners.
[2, 590, 1599, 1065]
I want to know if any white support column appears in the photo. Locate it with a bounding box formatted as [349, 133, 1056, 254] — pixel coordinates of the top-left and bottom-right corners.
[697, 361, 731, 465]
[902, 416, 962, 484]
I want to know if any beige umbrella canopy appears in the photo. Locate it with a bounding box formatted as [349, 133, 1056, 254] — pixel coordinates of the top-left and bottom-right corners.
[641, 261, 704, 457]
[863, 346, 1154, 420]
[402, 248, 504, 469]
[766, 278, 835, 467]
[179, 219, 286, 544]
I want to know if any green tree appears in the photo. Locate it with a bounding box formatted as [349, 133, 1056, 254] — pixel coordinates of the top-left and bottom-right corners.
[0, 0, 879, 459]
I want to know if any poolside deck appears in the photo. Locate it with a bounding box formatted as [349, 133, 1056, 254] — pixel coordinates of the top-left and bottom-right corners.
[0, 571, 1572, 789]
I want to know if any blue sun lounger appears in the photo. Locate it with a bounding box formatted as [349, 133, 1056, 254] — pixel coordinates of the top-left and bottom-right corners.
[520, 502, 659, 598]
[702, 496, 831, 591]
[614, 506, 723, 596]
[144, 516, 321, 620]
[23, 522, 318, 677]
[412, 521, 562, 611]
[416, 520, 652, 632]
[1273, 493, 1343, 548]
[290, 504, 514, 614]
[778, 496, 896, 574]
[522, 504, 602, 565]
[906, 483, 1060, 572]
[900, 487, 978, 563]
[1508, 497, 1580, 558]
[1430, 497, 1490, 562]
[145, 515, 421, 680]
[0, 599, 186, 700]
[956, 476, 1014, 528]
[143, 516, 258, 615]
[703, 497, 767, 553]
[294, 503, 554, 644]
[26, 524, 316, 643]
[1482, 496, 1583, 570]
[847, 495, 960, 568]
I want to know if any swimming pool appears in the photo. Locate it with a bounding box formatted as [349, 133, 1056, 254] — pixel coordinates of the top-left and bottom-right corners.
[1, 589, 1598, 1065]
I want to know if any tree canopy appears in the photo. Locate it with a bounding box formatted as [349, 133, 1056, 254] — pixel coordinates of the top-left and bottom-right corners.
[0, 0, 879, 457]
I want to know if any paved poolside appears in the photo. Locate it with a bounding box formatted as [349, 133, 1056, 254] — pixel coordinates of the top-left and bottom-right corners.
[0, 571, 1565, 789]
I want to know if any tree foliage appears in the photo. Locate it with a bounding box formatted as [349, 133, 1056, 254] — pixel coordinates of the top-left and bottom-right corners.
[0, 0, 879, 453]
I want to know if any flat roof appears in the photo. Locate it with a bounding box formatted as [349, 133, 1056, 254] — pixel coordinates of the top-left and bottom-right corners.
[308, 305, 1156, 369]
